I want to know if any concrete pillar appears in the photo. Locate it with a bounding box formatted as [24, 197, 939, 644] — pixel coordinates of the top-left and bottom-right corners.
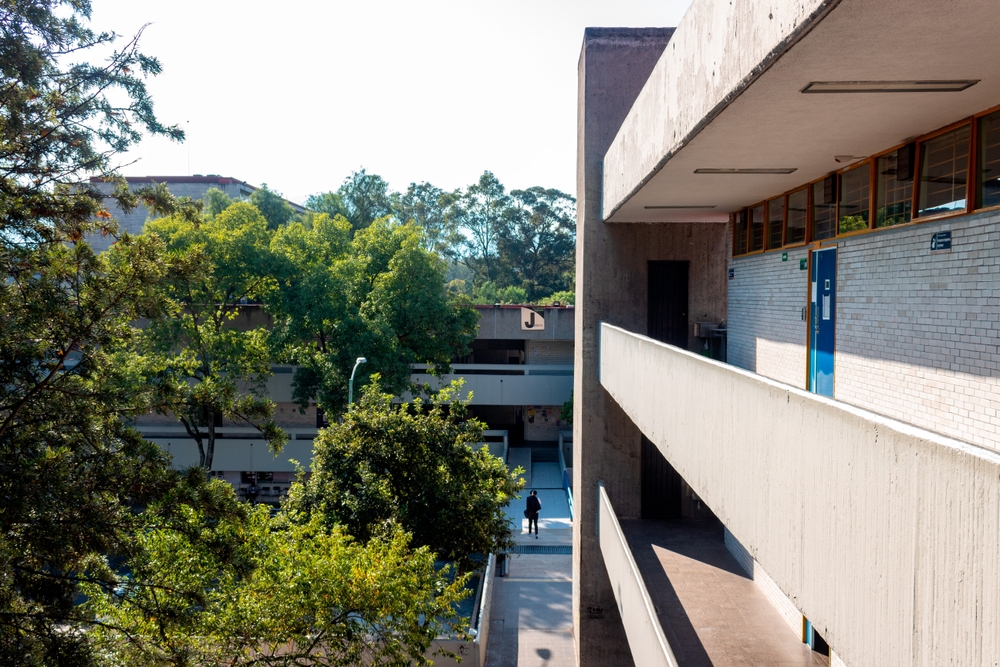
[573, 28, 730, 666]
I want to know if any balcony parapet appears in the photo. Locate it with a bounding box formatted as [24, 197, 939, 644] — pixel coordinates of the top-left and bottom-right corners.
[598, 322, 1000, 667]
[597, 483, 678, 667]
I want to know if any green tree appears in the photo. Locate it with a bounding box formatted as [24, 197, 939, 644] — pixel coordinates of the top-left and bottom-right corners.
[393, 181, 462, 259]
[250, 183, 295, 229]
[140, 202, 287, 470]
[289, 381, 523, 571]
[0, 1, 194, 661]
[202, 186, 233, 217]
[501, 187, 576, 301]
[84, 496, 467, 667]
[307, 168, 393, 232]
[453, 171, 511, 285]
[268, 216, 478, 413]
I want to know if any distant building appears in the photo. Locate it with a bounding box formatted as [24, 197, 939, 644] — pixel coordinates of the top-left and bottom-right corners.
[86, 175, 305, 253]
[134, 304, 574, 501]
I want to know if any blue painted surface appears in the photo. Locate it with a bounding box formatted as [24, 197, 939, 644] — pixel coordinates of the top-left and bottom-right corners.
[810, 248, 836, 397]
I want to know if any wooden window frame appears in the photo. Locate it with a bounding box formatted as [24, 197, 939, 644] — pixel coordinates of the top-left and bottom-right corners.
[913, 118, 973, 222]
[730, 104, 1000, 253]
[972, 103, 1000, 214]
[835, 159, 874, 238]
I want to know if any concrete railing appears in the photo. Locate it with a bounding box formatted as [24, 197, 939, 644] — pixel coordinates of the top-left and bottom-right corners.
[597, 483, 678, 667]
[139, 426, 319, 472]
[599, 322, 1000, 667]
[432, 553, 497, 667]
[407, 365, 573, 406]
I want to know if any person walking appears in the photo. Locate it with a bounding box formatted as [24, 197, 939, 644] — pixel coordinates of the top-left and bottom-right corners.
[525, 490, 542, 538]
[247, 480, 260, 505]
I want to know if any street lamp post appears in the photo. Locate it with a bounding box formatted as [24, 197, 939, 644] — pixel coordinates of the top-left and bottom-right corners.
[348, 357, 367, 408]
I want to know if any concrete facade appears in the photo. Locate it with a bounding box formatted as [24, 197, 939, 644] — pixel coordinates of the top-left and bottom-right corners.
[599, 324, 1000, 667]
[573, 27, 730, 667]
[575, 1, 1000, 665]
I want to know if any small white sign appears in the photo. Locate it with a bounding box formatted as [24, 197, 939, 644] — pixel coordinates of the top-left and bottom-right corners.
[520, 308, 545, 331]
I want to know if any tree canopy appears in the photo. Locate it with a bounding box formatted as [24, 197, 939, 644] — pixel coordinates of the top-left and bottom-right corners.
[138, 201, 287, 471]
[304, 169, 577, 305]
[267, 214, 479, 413]
[287, 381, 524, 572]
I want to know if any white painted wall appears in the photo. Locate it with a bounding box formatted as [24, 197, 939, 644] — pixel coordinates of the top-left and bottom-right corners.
[599, 323, 1000, 667]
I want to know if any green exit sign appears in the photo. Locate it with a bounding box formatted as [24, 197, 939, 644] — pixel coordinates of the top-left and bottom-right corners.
[800, 258, 807, 270]
[781, 252, 788, 261]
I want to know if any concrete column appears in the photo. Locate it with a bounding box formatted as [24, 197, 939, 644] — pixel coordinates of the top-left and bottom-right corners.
[573, 28, 730, 666]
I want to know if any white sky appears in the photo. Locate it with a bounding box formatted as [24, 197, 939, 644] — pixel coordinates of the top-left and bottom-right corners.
[90, 0, 692, 206]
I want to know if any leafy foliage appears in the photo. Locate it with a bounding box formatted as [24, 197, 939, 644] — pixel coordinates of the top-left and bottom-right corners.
[306, 169, 577, 304]
[306, 168, 394, 232]
[85, 498, 467, 667]
[268, 216, 478, 413]
[139, 202, 287, 470]
[288, 381, 524, 571]
[249, 183, 295, 229]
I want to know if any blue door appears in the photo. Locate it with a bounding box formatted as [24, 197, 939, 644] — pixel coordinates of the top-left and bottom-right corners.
[809, 248, 836, 397]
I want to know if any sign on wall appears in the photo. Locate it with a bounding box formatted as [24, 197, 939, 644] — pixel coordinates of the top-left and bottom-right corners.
[521, 307, 545, 331]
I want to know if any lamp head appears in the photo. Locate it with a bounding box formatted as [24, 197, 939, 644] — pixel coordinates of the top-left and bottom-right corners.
[356, 357, 367, 365]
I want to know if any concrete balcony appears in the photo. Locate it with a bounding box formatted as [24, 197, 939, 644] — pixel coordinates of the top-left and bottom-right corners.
[598, 322, 1000, 667]
[408, 364, 573, 406]
[139, 426, 319, 472]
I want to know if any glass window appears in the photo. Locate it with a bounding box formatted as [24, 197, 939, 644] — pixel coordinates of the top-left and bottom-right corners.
[812, 178, 836, 240]
[917, 124, 970, 217]
[978, 111, 1000, 209]
[876, 150, 913, 227]
[749, 205, 765, 252]
[786, 188, 807, 244]
[733, 209, 748, 256]
[767, 197, 784, 249]
[838, 162, 870, 233]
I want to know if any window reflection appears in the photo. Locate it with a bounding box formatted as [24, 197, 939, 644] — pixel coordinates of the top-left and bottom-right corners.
[918, 125, 970, 217]
[786, 188, 807, 244]
[876, 149, 913, 227]
[812, 178, 836, 240]
[978, 111, 1000, 209]
[767, 197, 784, 249]
[750, 205, 765, 252]
[838, 163, 870, 233]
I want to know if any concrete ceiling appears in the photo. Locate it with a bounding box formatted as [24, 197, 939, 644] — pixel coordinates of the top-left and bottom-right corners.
[604, 0, 1000, 223]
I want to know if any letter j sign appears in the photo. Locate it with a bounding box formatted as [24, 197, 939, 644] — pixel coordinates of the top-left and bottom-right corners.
[521, 308, 545, 331]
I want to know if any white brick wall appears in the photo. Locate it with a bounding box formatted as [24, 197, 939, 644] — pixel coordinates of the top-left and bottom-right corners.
[729, 210, 1000, 453]
[835, 211, 1000, 452]
[728, 247, 810, 387]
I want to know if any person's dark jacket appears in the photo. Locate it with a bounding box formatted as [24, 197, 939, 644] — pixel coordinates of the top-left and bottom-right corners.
[526, 495, 542, 519]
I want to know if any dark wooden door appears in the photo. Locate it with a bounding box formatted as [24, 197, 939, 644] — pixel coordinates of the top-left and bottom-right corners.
[648, 260, 689, 348]
[641, 436, 682, 520]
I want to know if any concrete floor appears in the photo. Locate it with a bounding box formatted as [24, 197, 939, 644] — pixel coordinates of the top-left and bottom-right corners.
[486, 452, 576, 666]
[620, 519, 828, 667]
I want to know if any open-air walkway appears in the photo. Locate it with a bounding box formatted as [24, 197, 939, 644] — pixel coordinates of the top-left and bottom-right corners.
[486, 450, 576, 667]
[621, 519, 828, 667]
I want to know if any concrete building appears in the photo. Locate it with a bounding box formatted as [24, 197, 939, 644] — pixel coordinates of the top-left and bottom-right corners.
[135, 304, 574, 499]
[87, 175, 306, 253]
[575, 3, 1000, 667]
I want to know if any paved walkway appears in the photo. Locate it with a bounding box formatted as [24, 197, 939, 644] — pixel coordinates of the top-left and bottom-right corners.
[620, 519, 828, 667]
[486, 451, 576, 667]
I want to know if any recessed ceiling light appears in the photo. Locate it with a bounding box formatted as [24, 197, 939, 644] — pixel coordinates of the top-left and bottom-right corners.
[694, 168, 797, 175]
[643, 205, 717, 209]
[802, 80, 979, 94]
